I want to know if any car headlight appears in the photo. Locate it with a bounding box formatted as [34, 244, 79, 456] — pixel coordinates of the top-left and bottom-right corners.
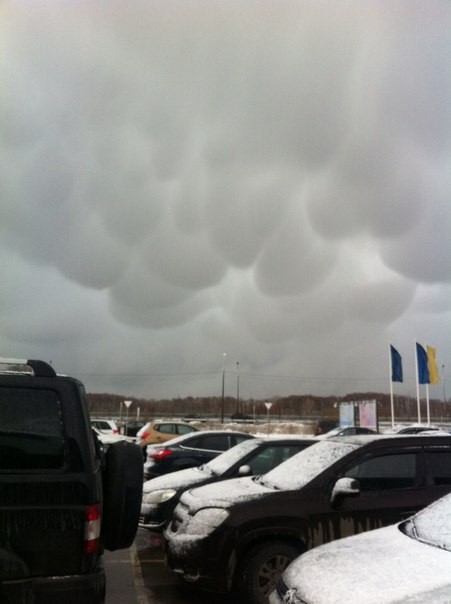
[143, 489, 177, 504]
[184, 508, 230, 536]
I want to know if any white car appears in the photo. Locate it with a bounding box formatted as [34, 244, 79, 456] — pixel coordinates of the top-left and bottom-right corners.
[316, 426, 377, 439]
[91, 418, 120, 435]
[270, 492, 451, 604]
[92, 427, 132, 450]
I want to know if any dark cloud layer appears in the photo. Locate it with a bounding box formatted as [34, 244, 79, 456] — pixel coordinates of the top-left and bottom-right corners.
[1, 1, 450, 400]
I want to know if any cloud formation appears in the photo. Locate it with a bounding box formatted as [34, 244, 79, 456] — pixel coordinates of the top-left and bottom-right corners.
[1, 1, 450, 400]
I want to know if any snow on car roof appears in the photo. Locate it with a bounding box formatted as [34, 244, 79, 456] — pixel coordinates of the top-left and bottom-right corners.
[261, 439, 360, 490]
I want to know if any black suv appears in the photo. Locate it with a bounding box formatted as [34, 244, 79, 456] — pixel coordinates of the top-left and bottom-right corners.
[165, 434, 451, 604]
[0, 358, 143, 603]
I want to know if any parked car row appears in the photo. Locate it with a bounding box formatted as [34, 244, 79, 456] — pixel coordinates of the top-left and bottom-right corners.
[90, 415, 451, 603]
[160, 433, 451, 604]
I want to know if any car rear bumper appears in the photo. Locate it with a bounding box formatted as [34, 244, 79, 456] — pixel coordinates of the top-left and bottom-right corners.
[2, 567, 106, 604]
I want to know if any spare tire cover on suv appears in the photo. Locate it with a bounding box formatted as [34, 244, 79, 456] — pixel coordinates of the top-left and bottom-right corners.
[102, 441, 143, 551]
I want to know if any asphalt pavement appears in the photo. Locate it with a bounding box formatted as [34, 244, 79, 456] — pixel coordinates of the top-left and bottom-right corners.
[104, 547, 141, 604]
[132, 529, 233, 604]
[105, 529, 225, 604]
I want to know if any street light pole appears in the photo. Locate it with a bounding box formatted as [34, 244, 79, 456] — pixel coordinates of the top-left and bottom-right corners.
[236, 361, 240, 414]
[221, 353, 227, 423]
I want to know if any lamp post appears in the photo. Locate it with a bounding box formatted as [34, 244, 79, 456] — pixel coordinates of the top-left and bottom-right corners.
[221, 353, 227, 423]
[236, 361, 240, 414]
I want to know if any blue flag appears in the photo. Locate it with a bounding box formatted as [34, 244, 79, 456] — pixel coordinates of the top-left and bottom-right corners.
[416, 342, 429, 384]
[390, 345, 403, 382]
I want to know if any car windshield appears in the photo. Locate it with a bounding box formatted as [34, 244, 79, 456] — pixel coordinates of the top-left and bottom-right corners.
[259, 440, 359, 490]
[401, 493, 451, 552]
[205, 439, 262, 475]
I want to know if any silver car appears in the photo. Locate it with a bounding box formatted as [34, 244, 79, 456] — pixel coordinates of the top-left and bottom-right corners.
[270, 492, 451, 604]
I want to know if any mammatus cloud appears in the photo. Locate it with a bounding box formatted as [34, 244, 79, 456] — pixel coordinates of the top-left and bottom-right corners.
[1, 1, 450, 399]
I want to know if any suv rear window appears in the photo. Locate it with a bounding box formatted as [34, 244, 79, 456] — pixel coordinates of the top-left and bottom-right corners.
[0, 387, 65, 470]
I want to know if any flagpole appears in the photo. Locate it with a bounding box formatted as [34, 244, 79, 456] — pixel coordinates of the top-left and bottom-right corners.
[426, 384, 430, 425]
[389, 343, 395, 429]
[414, 339, 421, 423]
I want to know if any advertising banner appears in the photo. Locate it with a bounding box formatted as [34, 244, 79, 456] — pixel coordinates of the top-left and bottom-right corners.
[358, 400, 378, 430]
[339, 402, 355, 427]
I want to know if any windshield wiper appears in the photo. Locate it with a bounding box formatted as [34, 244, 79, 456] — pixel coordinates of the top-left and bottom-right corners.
[254, 475, 277, 488]
[198, 464, 215, 475]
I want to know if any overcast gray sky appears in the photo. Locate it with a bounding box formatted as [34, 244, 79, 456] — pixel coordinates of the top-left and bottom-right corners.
[1, 0, 450, 402]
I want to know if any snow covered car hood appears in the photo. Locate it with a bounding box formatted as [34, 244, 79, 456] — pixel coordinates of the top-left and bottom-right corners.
[142, 466, 208, 494]
[274, 520, 451, 604]
[179, 475, 273, 513]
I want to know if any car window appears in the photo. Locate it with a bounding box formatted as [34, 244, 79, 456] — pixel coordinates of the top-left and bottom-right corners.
[247, 444, 308, 475]
[177, 424, 195, 435]
[344, 453, 417, 490]
[206, 439, 261, 475]
[181, 435, 201, 448]
[233, 435, 253, 445]
[157, 424, 175, 435]
[426, 451, 451, 486]
[197, 435, 229, 451]
[281, 444, 310, 462]
[0, 387, 66, 470]
[246, 448, 274, 474]
[92, 420, 110, 431]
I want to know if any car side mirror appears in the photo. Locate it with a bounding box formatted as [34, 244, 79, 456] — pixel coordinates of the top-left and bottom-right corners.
[331, 477, 360, 507]
[238, 464, 252, 476]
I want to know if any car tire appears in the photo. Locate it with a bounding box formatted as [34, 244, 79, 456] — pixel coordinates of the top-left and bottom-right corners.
[102, 441, 143, 551]
[239, 541, 300, 604]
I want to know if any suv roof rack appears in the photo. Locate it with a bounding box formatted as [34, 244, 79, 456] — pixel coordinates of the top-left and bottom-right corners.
[0, 358, 56, 378]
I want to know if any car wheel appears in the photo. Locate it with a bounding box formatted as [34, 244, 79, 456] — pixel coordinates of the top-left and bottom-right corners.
[102, 441, 143, 551]
[239, 541, 300, 604]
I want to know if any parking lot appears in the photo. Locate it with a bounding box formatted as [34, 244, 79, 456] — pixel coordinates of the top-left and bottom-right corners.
[132, 529, 233, 604]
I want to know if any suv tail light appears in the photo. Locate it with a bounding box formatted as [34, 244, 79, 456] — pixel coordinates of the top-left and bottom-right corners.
[148, 448, 174, 461]
[84, 504, 101, 554]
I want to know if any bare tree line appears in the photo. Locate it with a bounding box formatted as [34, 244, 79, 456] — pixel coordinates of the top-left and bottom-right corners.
[87, 391, 450, 424]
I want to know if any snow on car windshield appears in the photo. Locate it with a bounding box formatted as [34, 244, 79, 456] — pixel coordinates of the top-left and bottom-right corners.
[206, 438, 262, 475]
[403, 492, 451, 552]
[261, 440, 359, 490]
